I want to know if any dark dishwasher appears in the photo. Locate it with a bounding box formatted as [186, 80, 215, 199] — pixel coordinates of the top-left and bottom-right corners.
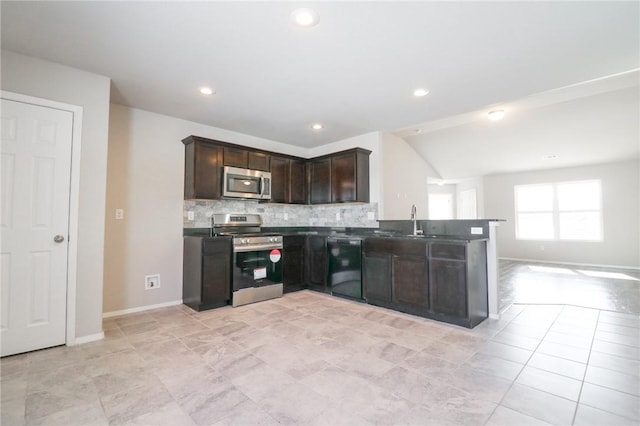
[327, 236, 363, 301]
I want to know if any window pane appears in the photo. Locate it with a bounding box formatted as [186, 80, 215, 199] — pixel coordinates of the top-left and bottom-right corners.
[559, 212, 601, 240]
[517, 213, 554, 239]
[516, 185, 553, 211]
[558, 181, 600, 211]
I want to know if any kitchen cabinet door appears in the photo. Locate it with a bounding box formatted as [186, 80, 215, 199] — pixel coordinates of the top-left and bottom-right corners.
[429, 259, 467, 318]
[363, 253, 392, 303]
[289, 159, 307, 204]
[283, 235, 306, 292]
[306, 235, 328, 291]
[248, 151, 270, 171]
[223, 146, 248, 168]
[271, 156, 307, 204]
[331, 152, 357, 202]
[184, 140, 223, 199]
[309, 157, 332, 204]
[270, 155, 289, 203]
[392, 255, 428, 310]
[331, 149, 370, 203]
[183, 236, 231, 311]
[202, 254, 231, 305]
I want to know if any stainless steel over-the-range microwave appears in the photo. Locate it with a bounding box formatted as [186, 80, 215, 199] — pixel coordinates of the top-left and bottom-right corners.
[223, 166, 272, 200]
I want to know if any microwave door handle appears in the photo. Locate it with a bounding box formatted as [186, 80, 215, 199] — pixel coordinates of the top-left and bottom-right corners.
[259, 176, 265, 198]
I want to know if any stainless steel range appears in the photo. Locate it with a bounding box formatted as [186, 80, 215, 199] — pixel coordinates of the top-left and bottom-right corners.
[211, 214, 283, 307]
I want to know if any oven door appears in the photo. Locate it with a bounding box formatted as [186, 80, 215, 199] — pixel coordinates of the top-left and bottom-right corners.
[233, 247, 283, 292]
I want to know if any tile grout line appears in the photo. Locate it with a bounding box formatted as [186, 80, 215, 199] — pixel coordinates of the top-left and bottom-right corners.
[482, 304, 564, 426]
[569, 307, 599, 425]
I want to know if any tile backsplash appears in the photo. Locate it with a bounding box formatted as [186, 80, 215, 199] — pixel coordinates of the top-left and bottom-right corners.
[183, 200, 379, 228]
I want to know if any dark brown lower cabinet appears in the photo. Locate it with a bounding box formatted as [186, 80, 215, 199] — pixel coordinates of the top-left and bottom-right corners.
[306, 235, 328, 292]
[183, 236, 232, 311]
[363, 238, 428, 316]
[428, 240, 488, 328]
[430, 259, 466, 317]
[363, 254, 392, 303]
[362, 237, 488, 328]
[283, 235, 306, 293]
[393, 255, 429, 310]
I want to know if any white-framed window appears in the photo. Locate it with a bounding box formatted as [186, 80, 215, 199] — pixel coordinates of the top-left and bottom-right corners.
[514, 180, 602, 241]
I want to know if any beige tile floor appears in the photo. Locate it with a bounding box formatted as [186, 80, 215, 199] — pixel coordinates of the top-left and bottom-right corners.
[2, 290, 639, 426]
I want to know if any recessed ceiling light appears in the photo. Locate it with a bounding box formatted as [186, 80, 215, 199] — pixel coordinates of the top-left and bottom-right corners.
[413, 88, 429, 97]
[542, 154, 558, 160]
[311, 123, 324, 130]
[199, 87, 214, 95]
[487, 110, 505, 121]
[291, 8, 319, 27]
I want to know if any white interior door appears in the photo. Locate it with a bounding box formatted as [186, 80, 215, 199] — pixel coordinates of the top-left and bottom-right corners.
[1, 99, 73, 357]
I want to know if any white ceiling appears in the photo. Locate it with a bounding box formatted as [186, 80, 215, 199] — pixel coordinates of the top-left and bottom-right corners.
[2, 1, 639, 176]
[400, 71, 640, 180]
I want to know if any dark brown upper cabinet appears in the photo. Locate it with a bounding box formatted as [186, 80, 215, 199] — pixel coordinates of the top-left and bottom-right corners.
[183, 137, 224, 199]
[308, 157, 332, 204]
[271, 155, 306, 204]
[223, 146, 270, 171]
[223, 146, 248, 168]
[182, 135, 370, 204]
[309, 148, 371, 204]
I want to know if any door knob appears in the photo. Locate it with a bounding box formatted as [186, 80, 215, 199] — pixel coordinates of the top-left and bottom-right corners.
[53, 235, 65, 243]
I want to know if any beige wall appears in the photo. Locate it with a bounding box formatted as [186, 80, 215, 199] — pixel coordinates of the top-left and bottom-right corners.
[1, 50, 111, 338]
[484, 160, 640, 268]
[104, 104, 308, 312]
[380, 133, 432, 220]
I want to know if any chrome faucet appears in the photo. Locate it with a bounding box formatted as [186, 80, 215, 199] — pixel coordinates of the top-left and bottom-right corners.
[410, 204, 419, 235]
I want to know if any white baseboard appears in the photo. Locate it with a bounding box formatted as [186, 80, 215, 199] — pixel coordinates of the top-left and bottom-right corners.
[103, 299, 183, 318]
[499, 257, 640, 271]
[69, 332, 104, 346]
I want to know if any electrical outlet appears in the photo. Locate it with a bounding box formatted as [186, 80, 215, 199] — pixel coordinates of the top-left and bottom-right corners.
[335, 212, 340, 220]
[145, 274, 160, 290]
[115, 209, 124, 220]
[284, 213, 289, 220]
[187, 211, 195, 221]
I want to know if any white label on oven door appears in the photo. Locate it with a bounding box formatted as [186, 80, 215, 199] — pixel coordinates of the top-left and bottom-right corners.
[254, 267, 267, 280]
[269, 249, 281, 263]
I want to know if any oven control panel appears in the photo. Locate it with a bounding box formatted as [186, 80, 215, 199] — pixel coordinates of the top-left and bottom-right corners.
[233, 235, 283, 249]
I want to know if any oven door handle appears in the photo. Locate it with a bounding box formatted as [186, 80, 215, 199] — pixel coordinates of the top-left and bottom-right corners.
[234, 244, 283, 252]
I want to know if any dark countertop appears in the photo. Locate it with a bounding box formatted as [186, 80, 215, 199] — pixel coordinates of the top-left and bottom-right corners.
[184, 226, 488, 242]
